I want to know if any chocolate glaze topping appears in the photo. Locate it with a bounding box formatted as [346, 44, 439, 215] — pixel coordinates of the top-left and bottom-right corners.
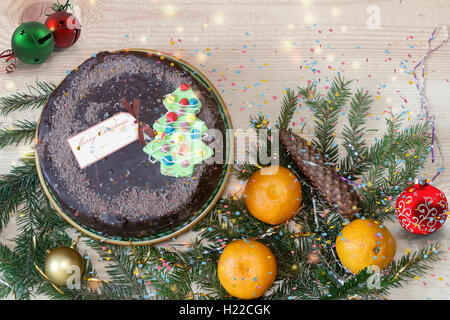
[36, 51, 226, 238]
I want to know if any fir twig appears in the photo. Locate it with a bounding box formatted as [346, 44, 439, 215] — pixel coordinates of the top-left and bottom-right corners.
[0, 82, 55, 115]
[0, 157, 39, 230]
[359, 115, 431, 220]
[382, 244, 441, 289]
[339, 89, 373, 177]
[0, 120, 37, 149]
[88, 242, 148, 299]
[276, 89, 298, 131]
[232, 163, 259, 180]
[320, 243, 441, 299]
[0, 244, 18, 298]
[298, 75, 352, 163]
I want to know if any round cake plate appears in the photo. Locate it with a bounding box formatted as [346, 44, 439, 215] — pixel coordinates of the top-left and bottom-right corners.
[35, 49, 234, 246]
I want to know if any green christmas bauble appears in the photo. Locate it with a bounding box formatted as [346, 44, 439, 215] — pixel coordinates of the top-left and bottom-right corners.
[11, 22, 55, 65]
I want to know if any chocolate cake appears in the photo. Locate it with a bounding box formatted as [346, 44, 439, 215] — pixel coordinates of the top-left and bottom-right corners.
[36, 50, 228, 239]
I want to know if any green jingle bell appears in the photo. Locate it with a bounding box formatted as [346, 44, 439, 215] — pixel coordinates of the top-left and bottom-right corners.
[11, 22, 55, 65]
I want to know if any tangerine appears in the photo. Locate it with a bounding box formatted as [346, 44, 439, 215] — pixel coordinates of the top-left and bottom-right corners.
[336, 218, 396, 274]
[244, 166, 302, 224]
[217, 239, 277, 299]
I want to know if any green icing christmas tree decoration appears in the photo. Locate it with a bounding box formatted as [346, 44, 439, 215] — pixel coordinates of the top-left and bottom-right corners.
[143, 84, 214, 177]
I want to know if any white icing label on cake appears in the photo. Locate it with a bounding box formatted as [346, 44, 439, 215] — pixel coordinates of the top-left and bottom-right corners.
[67, 112, 138, 169]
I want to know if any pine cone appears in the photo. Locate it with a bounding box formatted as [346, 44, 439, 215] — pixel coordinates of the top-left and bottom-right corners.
[280, 130, 360, 219]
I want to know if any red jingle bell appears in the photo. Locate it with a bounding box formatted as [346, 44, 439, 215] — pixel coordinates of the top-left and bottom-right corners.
[45, 11, 81, 48]
[395, 182, 448, 235]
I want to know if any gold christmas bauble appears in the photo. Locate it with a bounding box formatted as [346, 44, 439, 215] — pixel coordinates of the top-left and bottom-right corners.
[44, 246, 85, 286]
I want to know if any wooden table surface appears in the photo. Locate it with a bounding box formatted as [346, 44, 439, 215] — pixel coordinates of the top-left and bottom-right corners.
[1, 0, 450, 300]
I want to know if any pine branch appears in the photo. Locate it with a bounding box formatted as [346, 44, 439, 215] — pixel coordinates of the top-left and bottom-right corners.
[0, 82, 55, 115]
[320, 243, 441, 299]
[234, 112, 276, 180]
[13, 189, 52, 299]
[232, 163, 259, 180]
[0, 244, 19, 298]
[359, 116, 431, 219]
[0, 156, 39, 230]
[0, 120, 37, 150]
[319, 267, 374, 300]
[250, 113, 270, 130]
[338, 89, 373, 177]
[107, 248, 148, 299]
[381, 244, 441, 290]
[139, 246, 197, 299]
[0, 154, 73, 299]
[298, 75, 352, 164]
[276, 89, 298, 130]
[196, 197, 270, 241]
[88, 242, 148, 299]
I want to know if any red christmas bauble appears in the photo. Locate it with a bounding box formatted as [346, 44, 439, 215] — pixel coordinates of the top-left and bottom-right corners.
[45, 11, 81, 48]
[395, 183, 448, 234]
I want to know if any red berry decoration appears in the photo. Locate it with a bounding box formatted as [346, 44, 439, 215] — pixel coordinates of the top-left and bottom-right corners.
[180, 83, 190, 91]
[45, 11, 81, 48]
[166, 112, 178, 123]
[395, 182, 448, 234]
[179, 98, 189, 106]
